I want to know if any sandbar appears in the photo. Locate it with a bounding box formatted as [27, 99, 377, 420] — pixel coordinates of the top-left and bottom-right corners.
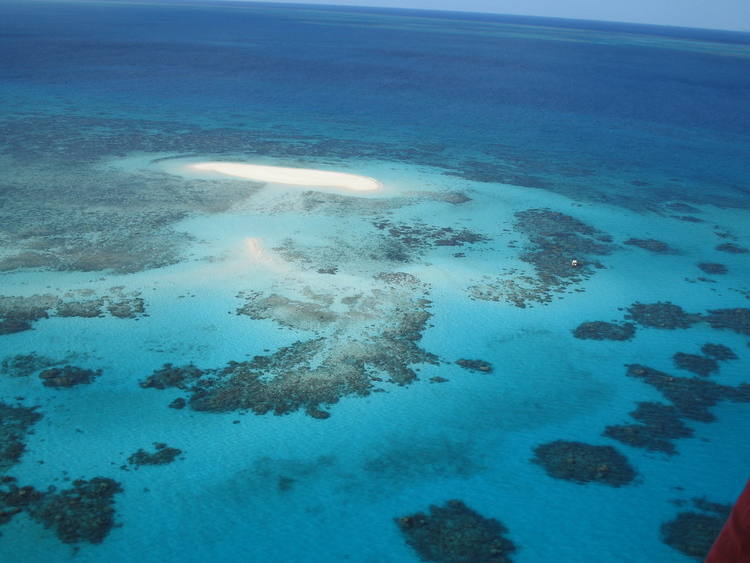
[190, 161, 381, 192]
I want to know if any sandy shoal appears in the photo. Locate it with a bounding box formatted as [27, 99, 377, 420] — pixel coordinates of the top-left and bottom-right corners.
[190, 161, 381, 192]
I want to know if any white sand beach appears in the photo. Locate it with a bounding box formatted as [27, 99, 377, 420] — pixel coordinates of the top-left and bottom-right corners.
[190, 161, 381, 192]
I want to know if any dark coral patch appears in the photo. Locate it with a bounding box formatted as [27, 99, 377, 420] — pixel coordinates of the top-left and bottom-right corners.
[456, 359, 493, 373]
[39, 366, 100, 388]
[573, 321, 635, 341]
[624, 238, 673, 253]
[661, 502, 729, 561]
[1, 353, 64, 377]
[139, 363, 203, 390]
[703, 308, 750, 335]
[27, 477, 122, 544]
[716, 242, 749, 254]
[701, 343, 737, 360]
[395, 500, 516, 563]
[531, 440, 636, 487]
[625, 364, 750, 422]
[625, 302, 701, 329]
[0, 402, 43, 473]
[673, 353, 719, 377]
[128, 443, 182, 466]
[698, 262, 727, 275]
[603, 402, 692, 455]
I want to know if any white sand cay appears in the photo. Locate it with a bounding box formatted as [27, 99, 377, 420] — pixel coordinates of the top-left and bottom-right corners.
[190, 161, 381, 192]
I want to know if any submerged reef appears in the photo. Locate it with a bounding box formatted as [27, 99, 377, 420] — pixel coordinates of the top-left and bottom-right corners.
[139, 364, 204, 390]
[0, 477, 123, 545]
[701, 343, 737, 360]
[624, 238, 673, 253]
[0, 289, 146, 334]
[395, 500, 516, 563]
[625, 302, 701, 329]
[39, 365, 101, 388]
[698, 262, 727, 275]
[572, 321, 636, 341]
[716, 242, 749, 254]
[673, 353, 718, 377]
[469, 209, 614, 308]
[603, 402, 693, 455]
[455, 359, 493, 373]
[531, 440, 636, 487]
[28, 478, 123, 544]
[1, 353, 66, 377]
[661, 498, 731, 560]
[373, 220, 490, 250]
[0, 402, 42, 473]
[127, 443, 182, 467]
[625, 364, 750, 422]
[703, 308, 750, 335]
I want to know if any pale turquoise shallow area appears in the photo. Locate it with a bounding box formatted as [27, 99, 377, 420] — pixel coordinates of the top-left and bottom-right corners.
[1, 2, 749, 562]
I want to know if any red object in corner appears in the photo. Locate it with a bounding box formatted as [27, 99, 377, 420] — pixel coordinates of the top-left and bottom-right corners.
[706, 478, 750, 562]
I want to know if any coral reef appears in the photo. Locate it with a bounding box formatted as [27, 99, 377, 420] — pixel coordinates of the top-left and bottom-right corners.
[0, 402, 42, 473]
[625, 302, 701, 329]
[661, 498, 730, 560]
[1, 353, 65, 377]
[39, 365, 101, 388]
[716, 242, 749, 254]
[624, 238, 673, 253]
[603, 402, 692, 455]
[572, 321, 636, 341]
[625, 364, 750, 422]
[698, 262, 727, 275]
[673, 353, 718, 377]
[27, 478, 123, 544]
[139, 364, 203, 390]
[128, 443, 182, 466]
[701, 343, 737, 360]
[470, 209, 614, 308]
[531, 440, 636, 486]
[455, 359, 493, 373]
[703, 308, 750, 335]
[0, 290, 146, 334]
[395, 500, 516, 563]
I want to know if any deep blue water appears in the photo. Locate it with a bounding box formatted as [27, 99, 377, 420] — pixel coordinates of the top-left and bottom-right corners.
[1, 2, 749, 562]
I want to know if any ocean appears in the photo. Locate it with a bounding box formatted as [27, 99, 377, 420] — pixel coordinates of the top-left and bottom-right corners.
[1, 1, 749, 561]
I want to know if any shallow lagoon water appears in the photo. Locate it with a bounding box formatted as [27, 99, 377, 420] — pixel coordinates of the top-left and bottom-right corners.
[1, 2, 749, 562]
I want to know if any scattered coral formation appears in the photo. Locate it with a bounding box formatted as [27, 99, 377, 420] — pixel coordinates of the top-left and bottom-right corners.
[39, 365, 101, 388]
[455, 359, 493, 373]
[531, 440, 636, 487]
[128, 443, 182, 466]
[673, 353, 719, 377]
[1, 353, 65, 377]
[625, 364, 750, 422]
[395, 500, 516, 563]
[716, 242, 749, 254]
[624, 238, 673, 253]
[0, 402, 42, 473]
[0, 290, 146, 334]
[139, 364, 204, 390]
[701, 343, 737, 360]
[661, 498, 731, 560]
[27, 478, 123, 544]
[625, 302, 700, 329]
[604, 402, 692, 455]
[698, 262, 727, 275]
[572, 321, 636, 341]
[703, 308, 750, 335]
[470, 209, 614, 308]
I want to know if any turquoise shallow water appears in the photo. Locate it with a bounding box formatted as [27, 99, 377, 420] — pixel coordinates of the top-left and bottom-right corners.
[1, 2, 749, 562]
